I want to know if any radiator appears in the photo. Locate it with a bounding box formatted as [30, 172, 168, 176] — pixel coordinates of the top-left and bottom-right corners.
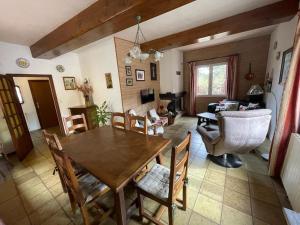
[281, 133, 300, 212]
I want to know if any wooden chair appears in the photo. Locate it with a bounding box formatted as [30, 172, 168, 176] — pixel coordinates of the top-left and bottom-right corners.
[136, 132, 192, 225]
[111, 112, 126, 129]
[43, 131, 112, 225]
[63, 113, 88, 135]
[128, 114, 148, 134]
[43, 130, 85, 190]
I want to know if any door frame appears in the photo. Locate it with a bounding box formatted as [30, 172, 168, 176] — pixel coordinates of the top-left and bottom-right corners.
[7, 74, 64, 135]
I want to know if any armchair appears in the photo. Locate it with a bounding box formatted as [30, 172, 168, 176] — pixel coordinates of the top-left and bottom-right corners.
[148, 108, 168, 126]
[197, 109, 271, 168]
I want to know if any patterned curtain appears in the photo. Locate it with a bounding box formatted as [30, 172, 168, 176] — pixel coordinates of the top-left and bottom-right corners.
[188, 62, 197, 116]
[269, 16, 300, 177]
[227, 55, 239, 100]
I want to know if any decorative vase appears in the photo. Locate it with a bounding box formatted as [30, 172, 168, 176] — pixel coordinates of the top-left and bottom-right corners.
[84, 95, 94, 106]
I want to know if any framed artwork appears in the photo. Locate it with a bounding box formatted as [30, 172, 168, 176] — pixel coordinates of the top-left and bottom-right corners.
[125, 66, 132, 76]
[150, 63, 157, 80]
[279, 47, 293, 85]
[63, 77, 76, 90]
[135, 69, 145, 81]
[126, 78, 133, 86]
[105, 73, 113, 89]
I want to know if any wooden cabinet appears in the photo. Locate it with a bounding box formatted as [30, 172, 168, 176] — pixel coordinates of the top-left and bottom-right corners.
[69, 105, 98, 130]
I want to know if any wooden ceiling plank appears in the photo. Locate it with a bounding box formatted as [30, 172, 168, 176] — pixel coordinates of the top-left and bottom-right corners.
[30, 0, 194, 59]
[141, 0, 299, 51]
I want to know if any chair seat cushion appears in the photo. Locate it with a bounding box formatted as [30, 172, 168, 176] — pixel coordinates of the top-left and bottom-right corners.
[78, 174, 108, 203]
[137, 164, 176, 200]
[197, 125, 220, 142]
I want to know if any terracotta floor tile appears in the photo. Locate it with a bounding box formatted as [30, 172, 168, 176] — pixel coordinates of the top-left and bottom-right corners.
[29, 199, 61, 225]
[225, 175, 250, 196]
[161, 207, 191, 225]
[227, 167, 248, 181]
[193, 194, 222, 224]
[189, 212, 218, 225]
[22, 189, 53, 214]
[204, 169, 226, 186]
[248, 172, 274, 189]
[188, 175, 202, 192]
[251, 198, 286, 225]
[250, 183, 280, 206]
[200, 181, 224, 202]
[0, 196, 27, 224]
[223, 188, 251, 215]
[208, 161, 227, 174]
[253, 218, 270, 225]
[221, 205, 252, 225]
[0, 179, 18, 204]
[41, 210, 71, 225]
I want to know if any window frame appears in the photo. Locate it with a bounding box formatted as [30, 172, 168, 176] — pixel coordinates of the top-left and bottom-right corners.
[196, 62, 228, 97]
[15, 85, 24, 104]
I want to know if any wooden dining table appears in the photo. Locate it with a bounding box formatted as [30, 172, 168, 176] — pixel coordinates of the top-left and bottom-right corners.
[60, 126, 171, 225]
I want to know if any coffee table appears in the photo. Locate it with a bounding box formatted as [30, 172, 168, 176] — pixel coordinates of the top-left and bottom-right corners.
[197, 112, 217, 126]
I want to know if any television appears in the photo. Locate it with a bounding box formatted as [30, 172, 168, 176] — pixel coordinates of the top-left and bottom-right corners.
[140, 88, 155, 104]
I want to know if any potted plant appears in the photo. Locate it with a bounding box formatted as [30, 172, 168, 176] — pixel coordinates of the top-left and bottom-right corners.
[96, 101, 111, 126]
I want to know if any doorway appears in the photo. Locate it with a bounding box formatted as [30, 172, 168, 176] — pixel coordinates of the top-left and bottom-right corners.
[28, 80, 59, 129]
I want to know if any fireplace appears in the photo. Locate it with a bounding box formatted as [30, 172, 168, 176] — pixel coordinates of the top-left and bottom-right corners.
[159, 92, 186, 116]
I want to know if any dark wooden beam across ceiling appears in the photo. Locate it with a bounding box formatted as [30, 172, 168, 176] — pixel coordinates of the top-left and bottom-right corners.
[30, 0, 194, 59]
[141, 0, 299, 52]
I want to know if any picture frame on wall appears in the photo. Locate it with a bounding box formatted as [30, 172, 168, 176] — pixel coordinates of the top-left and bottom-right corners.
[135, 69, 145, 81]
[126, 78, 133, 86]
[63, 77, 76, 90]
[125, 66, 132, 76]
[150, 63, 157, 80]
[105, 73, 113, 89]
[279, 47, 293, 85]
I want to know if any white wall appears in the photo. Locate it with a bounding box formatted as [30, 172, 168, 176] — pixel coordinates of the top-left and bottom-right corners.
[76, 37, 123, 112]
[160, 49, 183, 93]
[13, 77, 49, 131]
[265, 16, 298, 139]
[0, 41, 84, 126]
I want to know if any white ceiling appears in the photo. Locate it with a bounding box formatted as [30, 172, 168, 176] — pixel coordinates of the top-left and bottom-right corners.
[115, 0, 280, 44]
[0, 0, 280, 50]
[0, 0, 97, 45]
[176, 25, 276, 51]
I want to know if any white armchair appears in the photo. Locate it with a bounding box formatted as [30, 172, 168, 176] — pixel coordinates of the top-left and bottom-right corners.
[128, 109, 164, 135]
[198, 109, 271, 168]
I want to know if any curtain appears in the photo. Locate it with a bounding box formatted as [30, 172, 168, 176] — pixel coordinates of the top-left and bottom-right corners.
[269, 17, 300, 177]
[227, 55, 238, 100]
[188, 62, 197, 116]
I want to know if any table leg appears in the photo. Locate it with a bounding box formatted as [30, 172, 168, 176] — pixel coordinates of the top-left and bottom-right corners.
[115, 188, 127, 225]
[197, 117, 201, 126]
[156, 154, 164, 164]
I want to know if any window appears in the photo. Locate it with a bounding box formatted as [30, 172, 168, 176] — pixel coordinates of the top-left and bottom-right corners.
[196, 62, 227, 96]
[15, 86, 24, 104]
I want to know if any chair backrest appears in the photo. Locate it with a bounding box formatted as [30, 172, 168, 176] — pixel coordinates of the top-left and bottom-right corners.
[128, 115, 148, 135]
[111, 112, 126, 129]
[42, 130, 85, 205]
[169, 131, 191, 201]
[63, 113, 88, 135]
[216, 109, 272, 154]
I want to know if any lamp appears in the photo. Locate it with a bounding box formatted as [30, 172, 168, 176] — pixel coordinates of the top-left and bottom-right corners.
[125, 16, 163, 65]
[247, 84, 264, 95]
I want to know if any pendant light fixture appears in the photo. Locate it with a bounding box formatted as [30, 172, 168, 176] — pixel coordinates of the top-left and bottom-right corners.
[125, 16, 163, 65]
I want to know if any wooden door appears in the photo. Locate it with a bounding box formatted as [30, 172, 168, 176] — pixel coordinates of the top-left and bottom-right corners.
[28, 80, 59, 129]
[0, 75, 33, 160]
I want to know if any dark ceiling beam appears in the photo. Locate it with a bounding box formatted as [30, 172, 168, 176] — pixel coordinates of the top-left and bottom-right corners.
[141, 0, 299, 51]
[30, 0, 194, 59]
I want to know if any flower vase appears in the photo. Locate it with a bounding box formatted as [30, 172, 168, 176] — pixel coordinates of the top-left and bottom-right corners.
[84, 95, 93, 106]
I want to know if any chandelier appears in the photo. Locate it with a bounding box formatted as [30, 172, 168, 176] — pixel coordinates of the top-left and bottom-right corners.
[125, 16, 163, 65]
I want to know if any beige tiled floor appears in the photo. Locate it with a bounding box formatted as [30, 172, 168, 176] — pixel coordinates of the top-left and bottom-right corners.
[0, 117, 290, 225]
